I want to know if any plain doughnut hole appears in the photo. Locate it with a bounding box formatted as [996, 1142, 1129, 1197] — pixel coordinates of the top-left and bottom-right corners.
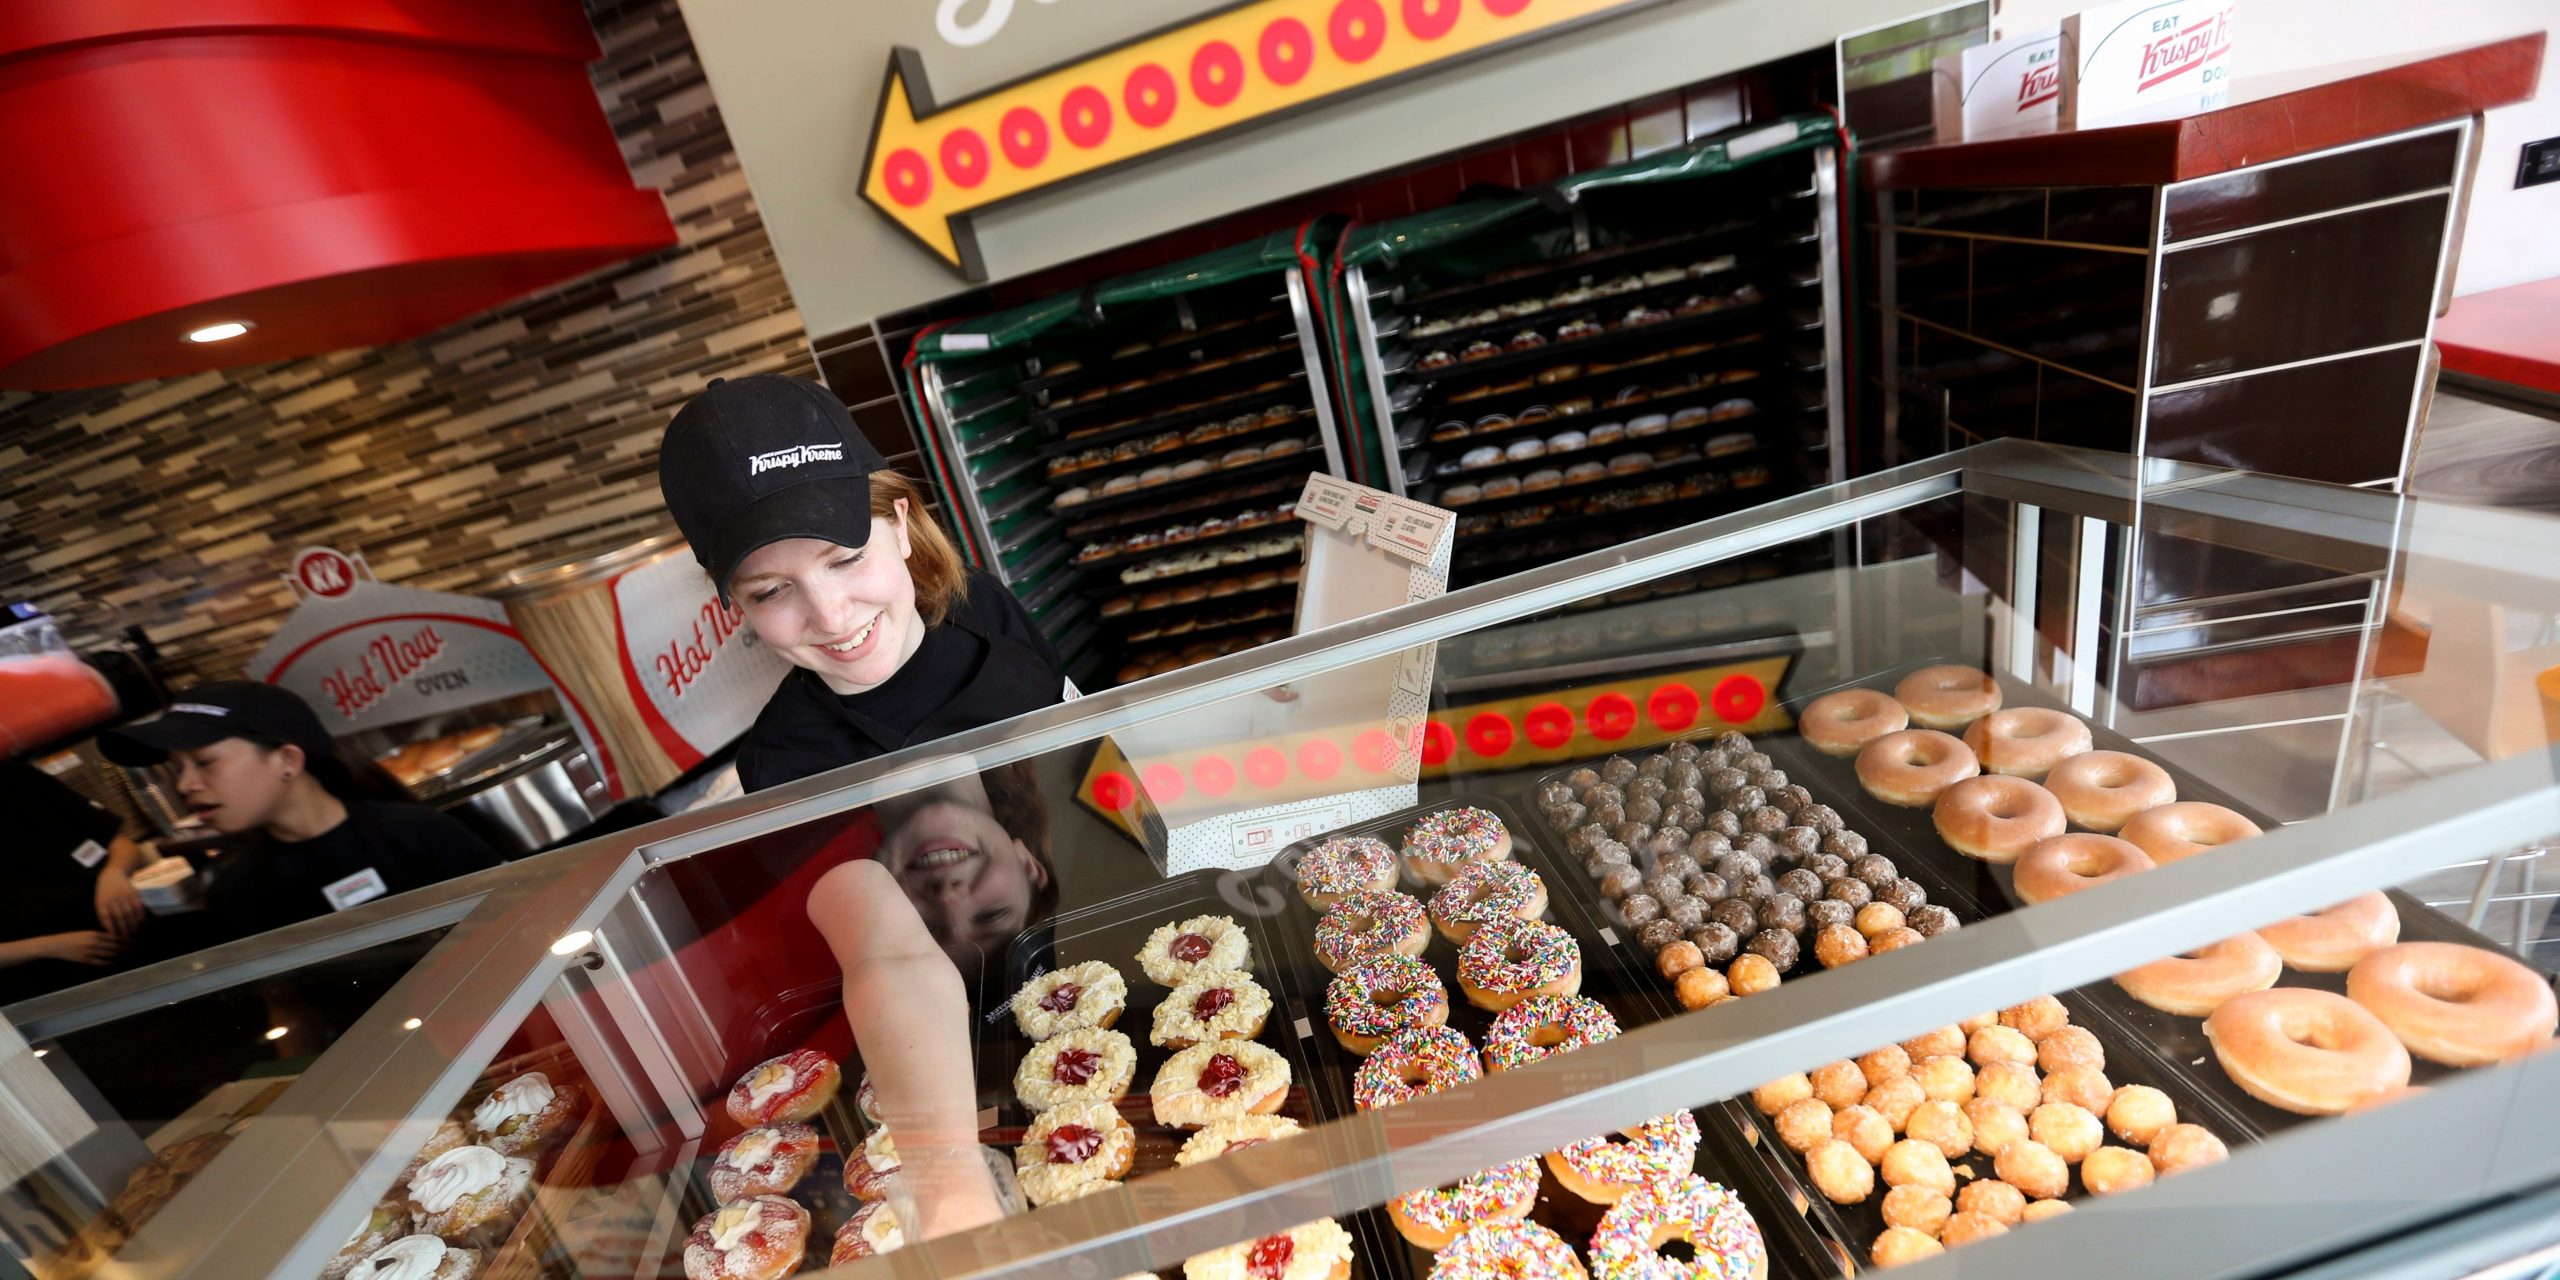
[1991, 799, 2032, 820]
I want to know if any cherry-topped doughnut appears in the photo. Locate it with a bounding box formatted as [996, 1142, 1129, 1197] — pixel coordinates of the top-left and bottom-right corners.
[1139, 914, 1252, 986]
[1015, 1026, 1137, 1111]
[683, 1194, 809, 1280]
[1153, 969, 1274, 1049]
[1010, 959, 1129, 1040]
[2120, 802, 2260, 864]
[1800, 688, 1909, 757]
[1152, 1040, 1292, 1128]
[724, 1049, 840, 1127]
[1181, 1218, 1356, 1280]
[2012, 834, 2156, 905]
[1894, 665, 2002, 730]
[1014, 1099, 1137, 1205]
[2347, 942, 2558, 1065]
[2044, 750, 2176, 832]
[1962, 708, 2092, 779]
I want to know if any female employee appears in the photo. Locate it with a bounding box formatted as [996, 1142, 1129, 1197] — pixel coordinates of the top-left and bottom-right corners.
[100, 682, 503, 940]
[656, 374, 1068, 793]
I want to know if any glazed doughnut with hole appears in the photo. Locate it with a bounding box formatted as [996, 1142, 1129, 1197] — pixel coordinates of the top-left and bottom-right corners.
[1893, 665, 2003, 731]
[2258, 892, 2400, 973]
[2115, 933, 2282, 1017]
[2044, 750, 2177, 832]
[1933, 776, 2065, 864]
[2012, 834, 2156, 905]
[2205, 988, 2411, 1115]
[1800, 688, 1909, 757]
[1855, 730, 1979, 808]
[2346, 942, 2558, 1066]
[2120, 802, 2261, 865]
[1961, 708, 2093, 779]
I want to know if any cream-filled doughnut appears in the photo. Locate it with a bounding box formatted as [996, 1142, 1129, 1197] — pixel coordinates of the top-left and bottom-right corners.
[2346, 942, 2558, 1066]
[2258, 892, 2400, 973]
[2012, 834, 2156, 905]
[2205, 988, 2411, 1114]
[1961, 708, 2093, 779]
[2120, 802, 2261, 864]
[1800, 689, 1909, 757]
[1932, 776, 2064, 864]
[1893, 665, 2003, 731]
[2044, 750, 2176, 832]
[1856, 730, 1979, 808]
[2115, 933, 2282, 1017]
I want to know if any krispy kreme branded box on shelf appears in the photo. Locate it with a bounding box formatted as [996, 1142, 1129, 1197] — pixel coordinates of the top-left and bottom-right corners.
[1934, 26, 2066, 142]
[2061, 0, 2236, 130]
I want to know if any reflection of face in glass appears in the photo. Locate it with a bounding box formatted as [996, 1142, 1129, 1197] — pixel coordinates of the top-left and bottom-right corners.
[875, 769, 1052, 965]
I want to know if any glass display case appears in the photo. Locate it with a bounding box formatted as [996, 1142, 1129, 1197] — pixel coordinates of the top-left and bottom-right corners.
[9, 440, 2560, 1280]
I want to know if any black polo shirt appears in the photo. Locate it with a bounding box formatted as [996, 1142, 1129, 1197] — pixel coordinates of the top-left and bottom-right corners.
[204, 800, 504, 941]
[0, 759, 123, 941]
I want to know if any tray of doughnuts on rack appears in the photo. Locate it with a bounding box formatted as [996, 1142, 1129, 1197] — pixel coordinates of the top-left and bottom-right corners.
[1263, 795, 1840, 1280]
[1780, 660, 2559, 1139]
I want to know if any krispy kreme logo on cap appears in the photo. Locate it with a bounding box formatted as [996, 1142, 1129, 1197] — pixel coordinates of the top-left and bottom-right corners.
[747, 440, 846, 476]
[168, 703, 231, 717]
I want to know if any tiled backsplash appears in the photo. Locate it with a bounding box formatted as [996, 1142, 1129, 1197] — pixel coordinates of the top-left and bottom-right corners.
[0, 0, 814, 686]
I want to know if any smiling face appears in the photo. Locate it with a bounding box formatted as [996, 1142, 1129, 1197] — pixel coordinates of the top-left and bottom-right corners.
[173, 738, 298, 834]
[874, 772, 1049, 965]
[730, 504, 925, 695]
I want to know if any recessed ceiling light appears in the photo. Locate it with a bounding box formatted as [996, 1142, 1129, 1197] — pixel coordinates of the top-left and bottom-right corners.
[264, 1026, 290, 1041]
[32, 1048, 48, 1058]
[402, 1018, 423, 1031]
[185, 321, 251, 343]
[550, 930, 595, 956]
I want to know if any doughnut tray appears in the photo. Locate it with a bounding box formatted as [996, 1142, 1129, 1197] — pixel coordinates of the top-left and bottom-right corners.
[1263, 795, 1843, 1280]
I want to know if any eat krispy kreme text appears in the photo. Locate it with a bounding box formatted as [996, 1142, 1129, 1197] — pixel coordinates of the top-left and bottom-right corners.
[656, 598, 747, 700]
[2136, 9, 2230, 92]
[2018, 54, 2059, 109]
[322, 624, 445, 718]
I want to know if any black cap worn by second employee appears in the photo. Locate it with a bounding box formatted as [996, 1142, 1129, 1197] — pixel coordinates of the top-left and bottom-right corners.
[99, 680, 335, 767]
[658, 374, 888, 601]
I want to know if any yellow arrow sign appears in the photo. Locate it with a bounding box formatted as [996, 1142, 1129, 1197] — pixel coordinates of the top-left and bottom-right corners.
[861, 0, 1671, 278]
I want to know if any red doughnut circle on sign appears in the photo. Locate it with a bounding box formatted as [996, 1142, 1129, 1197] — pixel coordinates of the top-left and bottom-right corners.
[1352, 729, 1397, 772]
[1191, 39, 1245, 107]
[1243, 747, 1289, 788]
[1587, 692, 1638, 741]
[999, 105, 1049, 168]
[1649, 682, 1701, 732]
[1402, 0, 1461, 39]
[1465, 712, 1515, 758]
[882, 148, 932, 207]
[1093, 772, 1136, 809]
[1711, 674, 1767, 724]
[938, 128, 988, 189]
[1524, 701, 1574, 749]
[1297, 739, 1343, 781]
[1060, 85, 1113, 148]
[1141, 764, 1186, 805]
[1329, 0, 1386, 62]
[1258, 17, 1314, 86]
[1193, 755, 1236, 797]
[1124, 63, 1177, 128]
[1420, 720, 1457, 766]
[1482, 0, 1532, 15]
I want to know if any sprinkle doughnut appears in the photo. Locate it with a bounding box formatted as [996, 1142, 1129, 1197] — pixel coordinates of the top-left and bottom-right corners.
[1403, 806, 1514, 886]
[684, 1195, 809, 1280]
[1153, 970, 1275, 1048]
[1429, 861, 1550, 943]
[2346, 942, 2558, 1066]
[1016, 1027, 1138, 1111]
[1799, 689, 1909, 757]
[1932, 776, 2065, 864]
[1353, 1024, 1482, 1111]
[1588, 1174, 1767, 1280]
[2044, 751, 2176, 832]
[2012, 834, 2156, 905]
[1855, 731, 1979, 808]
[1175, 1114, 1304, 1165]
[2204, 988, 2411, 1114]
[1138, 914, 1253, 986]
[1893, 665, 2002, 731]
[707, 1123, 819, 1203]
[2114, 932, 2282, 1016]
[724, 1049, 840, 1126]
[1011, 960, 1130, 1040]
[1183, 1219, 1356, 1280]
[1457, 918, 1584, 1012]
[1390, 1157, 1540, 1249]
[1430, 1219, 1587, 1280]
[2120, 802, 2261, 864]
[1314, 890, 1431, 972]
[842, 1127, 902, 1201]
[1014, 1100, 1138, 1204]
[1297, 835, 1400, 908]
[1485, 993, 1622, 1072]
[1325, 953, 1451, 1055]
[1548, 1110, 1702, 1205]
[1152, 1040, 1293, 1128]
[1961, 708, 2092, 779]
[2258, 892, 2400, 973]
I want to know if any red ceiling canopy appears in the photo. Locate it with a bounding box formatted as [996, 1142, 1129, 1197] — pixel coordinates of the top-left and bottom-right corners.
[0, 1, 678, 390]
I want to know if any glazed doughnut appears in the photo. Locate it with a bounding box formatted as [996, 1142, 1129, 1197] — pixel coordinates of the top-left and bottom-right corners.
[1428, 861, 1550, 944]
[1870, 1227, 1943, 1269]
[1800, 689, 1909, 757]
[2115, 933, 2282, 1016]
[2080, 1147, 2155, 1196]
[842, 1127, 902, 1201]
[1938, 1212, 2007, 1247]
[1175, 1114, 1304, 1165]
[2105, 1084, 2177, 1145]
[1878, 1140, 1952, 1196]
[724, 1049, 840, 1126]
[1015, 1100, 1138, 1205]
[1904, 1100, 1973, 1158]
[1973, 1060, 2041, 1113]
[2000, 995, 2071, 1040]
[1962, 708, 2093, 779]
[1484, 993, 1622, 1071]
[2204, 988, 2411, 1114]
[1296, 835, 1400, 908]
[1314, 890, 1430, 972]
[683, 1195, 809, 1280]
[2346, 942, 2558, 1065]
[1966, 1024, 2036, 1069]
[1856, 730, 1980, 808]
[1991, 1140, 2067, 1200]
[1880, 1185, 1950, 1236]
[1325, 953, 1450, 1055]
[1353, 1025, 1481, 1111]
[1893, 665, 2002, 730]
[1810, 1141, 1874, 1204]
[1588, 1174, 1767, 1280]
[1152, 1041, 1293, 1128]
[2040, 1066, 2115, 1116]
[1774, 1098, 1833, 1154]
[2044, 751, 2177, 832]
[1138, 915, 1253, 986]
[1428, 1219, 1587, 1280]
[1833, 1105, 1895, 1164]
[1017, 1027, 1139, 1111]
[2026, 1103, 2101, 1163]
[2120, 802, 2261, 865]
[1390, 1158, 1540, 1250]
[1403, 806, 1513, 887]
[1153, 970, 1274, 1049]
[2013, 833, 2155, 905]
[1955, 1179, 2025, 1226]
[1183, 1218, 1356, 1280]
[706, 1123, 819, 1203]
[1457, 918, 1583, 1012]
[2036, 1025, 2106, 1075]
[1964, 1101, 2028, 1158]
[1547, 1110, 1703, 1205]
[2259, 892, 2400, 973]
[2146, 1122, 2228, 1174]
[1011, 960, 1129, 1039]
[1933, 776, 2065, 864]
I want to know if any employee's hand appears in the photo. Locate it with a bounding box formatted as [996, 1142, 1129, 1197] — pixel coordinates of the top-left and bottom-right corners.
[94, 868, 145, 936]
[34, 931, 127, 966]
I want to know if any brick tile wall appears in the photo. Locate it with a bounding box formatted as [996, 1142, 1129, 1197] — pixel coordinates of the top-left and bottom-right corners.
[0, 0, 814, 685]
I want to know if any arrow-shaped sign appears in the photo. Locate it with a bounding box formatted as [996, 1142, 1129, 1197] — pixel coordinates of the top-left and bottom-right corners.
[861, 0, 1670, 278]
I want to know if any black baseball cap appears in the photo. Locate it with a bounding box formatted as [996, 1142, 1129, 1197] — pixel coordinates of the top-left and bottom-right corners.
[658, 375, 888, 601]
[100, 680, 335, 767]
